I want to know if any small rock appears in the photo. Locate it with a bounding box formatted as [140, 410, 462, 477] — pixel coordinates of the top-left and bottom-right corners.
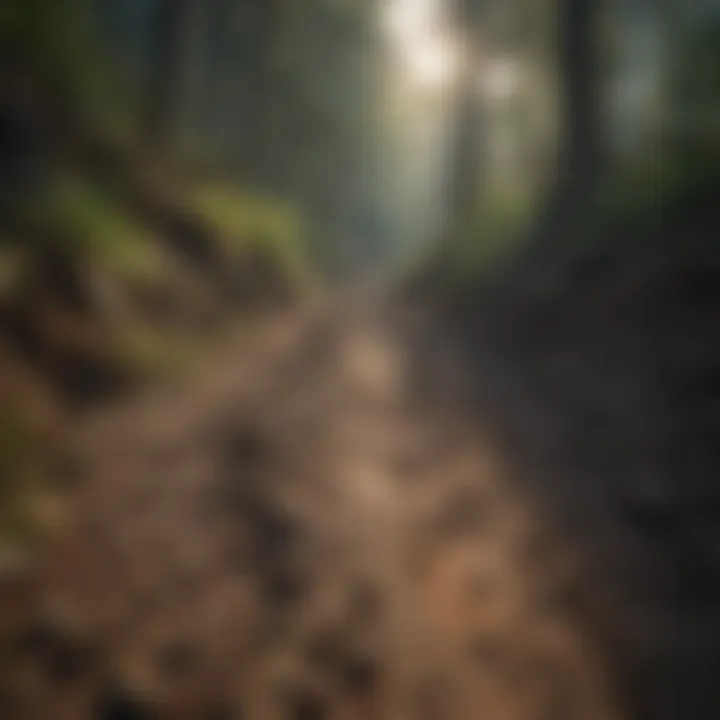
[339, 654, 378, 695]
[95, 683, 155, 719]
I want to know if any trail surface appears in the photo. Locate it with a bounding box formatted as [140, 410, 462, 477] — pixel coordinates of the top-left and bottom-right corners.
[6, 296, 621, 719]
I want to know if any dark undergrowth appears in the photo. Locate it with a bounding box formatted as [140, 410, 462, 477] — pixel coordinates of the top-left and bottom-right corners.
[420, 159, 720, 720]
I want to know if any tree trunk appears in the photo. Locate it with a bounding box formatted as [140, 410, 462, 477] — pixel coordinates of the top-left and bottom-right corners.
[446, 0, 487, 231]
[516, 0, 604, 262]
[447, 71, 485, 226]
[143, 0, 194, 155]
[554, 0, 604, 198]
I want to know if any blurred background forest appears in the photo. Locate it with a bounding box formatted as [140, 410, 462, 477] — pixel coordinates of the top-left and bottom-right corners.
[0, 1, 719, 717]
[1, 0, 717, 394]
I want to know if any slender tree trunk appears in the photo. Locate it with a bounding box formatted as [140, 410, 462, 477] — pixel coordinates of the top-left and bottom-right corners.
[259, 0, 294, 191]
[448, 70, 485, 225]
[143, 0, 194, 155]
[447, 0, 487, 230]
[516, 0, 604, 261]
[554, 0, 604, 198]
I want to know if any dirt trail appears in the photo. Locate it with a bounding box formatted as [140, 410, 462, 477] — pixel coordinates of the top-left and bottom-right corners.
[5, 296, 623, 719]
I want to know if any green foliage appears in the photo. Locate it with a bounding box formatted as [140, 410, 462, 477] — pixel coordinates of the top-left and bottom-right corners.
[444, 188, 537, 281]
[0, 0, 132, 133]
[0, 0, 87, 66]
[671, 18, 720, 123]
[192, 183, 315, 290]
[34, 176, 162, 280]
[522, 151, 720, 308]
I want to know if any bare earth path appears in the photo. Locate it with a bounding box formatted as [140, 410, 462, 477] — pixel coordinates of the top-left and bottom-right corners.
[8, 295, 623, 719]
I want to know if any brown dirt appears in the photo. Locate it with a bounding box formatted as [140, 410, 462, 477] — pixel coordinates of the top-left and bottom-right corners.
[0, 296, 623, 719]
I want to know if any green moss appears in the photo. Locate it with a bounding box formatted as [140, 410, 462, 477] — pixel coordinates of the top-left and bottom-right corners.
[35, 175, 163, 280]
[191, 183, 315, 291]
[118, 326, 201, 378]
[442, 188, 536, 285]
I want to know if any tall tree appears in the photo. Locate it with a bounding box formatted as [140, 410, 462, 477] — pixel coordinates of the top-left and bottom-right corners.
[514, 0, 605, 260]
[143, 0, 195, 155]
[554, 0, 604, 200]
[447, 0, 488, 228]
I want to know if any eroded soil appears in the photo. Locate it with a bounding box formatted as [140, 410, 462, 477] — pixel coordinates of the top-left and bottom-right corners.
[1, 297, 622, 719]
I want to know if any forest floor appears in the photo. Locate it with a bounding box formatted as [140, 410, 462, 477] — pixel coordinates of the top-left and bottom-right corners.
[0, 291, 623, 719]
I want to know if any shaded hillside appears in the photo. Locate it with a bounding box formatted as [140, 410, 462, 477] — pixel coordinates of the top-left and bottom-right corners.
[427, 168, 720, 720]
